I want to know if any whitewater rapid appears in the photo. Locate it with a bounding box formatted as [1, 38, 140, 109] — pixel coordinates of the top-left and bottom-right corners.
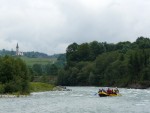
[0, 87, 150, 113]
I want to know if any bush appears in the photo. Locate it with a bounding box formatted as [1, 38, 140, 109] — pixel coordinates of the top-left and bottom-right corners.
[0, 84, 4, 93]
[0, 56, 30, 94]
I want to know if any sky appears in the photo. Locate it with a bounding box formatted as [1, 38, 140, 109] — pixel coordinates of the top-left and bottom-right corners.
[0, 0, 150, 55]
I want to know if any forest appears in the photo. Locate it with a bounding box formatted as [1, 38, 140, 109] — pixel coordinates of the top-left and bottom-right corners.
[57, 37, 150, 88]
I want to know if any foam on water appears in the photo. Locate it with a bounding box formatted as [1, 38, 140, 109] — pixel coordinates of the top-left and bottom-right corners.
[0, 87, 150, 113]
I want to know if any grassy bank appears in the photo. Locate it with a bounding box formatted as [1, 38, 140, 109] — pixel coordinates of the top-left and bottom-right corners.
[30, 82, 55, 92]
[0, 82, 55, 96]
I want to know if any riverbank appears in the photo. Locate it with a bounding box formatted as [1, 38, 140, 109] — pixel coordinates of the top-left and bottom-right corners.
[0, 82, 55, 98]
[0, 94, 27, 98]
[127, 81, 150, 89]
[30, 82, 55, 92]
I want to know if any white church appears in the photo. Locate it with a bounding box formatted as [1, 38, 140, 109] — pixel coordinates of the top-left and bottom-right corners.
[16, 43, 24, 56]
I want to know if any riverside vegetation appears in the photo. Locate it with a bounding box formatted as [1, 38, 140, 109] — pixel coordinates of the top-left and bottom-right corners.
[0, 56, 55, 95]
[0, 37, 150, 95]
[0, 56, 30, 95]
[57, 37, 150, 88]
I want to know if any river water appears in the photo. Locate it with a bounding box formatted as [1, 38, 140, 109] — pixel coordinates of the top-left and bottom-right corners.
[0, 87, 150, 113]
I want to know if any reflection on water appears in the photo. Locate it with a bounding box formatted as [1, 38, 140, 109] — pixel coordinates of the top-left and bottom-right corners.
[0, 87, 150, 113]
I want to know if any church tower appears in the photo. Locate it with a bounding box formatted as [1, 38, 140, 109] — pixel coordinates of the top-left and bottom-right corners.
[16, 43, 19, 56]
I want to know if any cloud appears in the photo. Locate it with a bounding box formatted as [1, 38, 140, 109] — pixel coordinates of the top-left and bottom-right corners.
[0, 0, 150, 54]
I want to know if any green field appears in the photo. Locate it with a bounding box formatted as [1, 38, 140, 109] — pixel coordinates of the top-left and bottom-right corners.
[20, 56, 57, 66]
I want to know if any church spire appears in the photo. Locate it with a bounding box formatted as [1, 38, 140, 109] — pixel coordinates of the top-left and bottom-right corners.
[16, 43, 19, 49]
[16, 43, 19, 55]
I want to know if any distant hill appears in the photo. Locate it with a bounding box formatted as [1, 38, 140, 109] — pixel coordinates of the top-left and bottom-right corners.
[23, 51, 49, 58]
[0, 49, 65, 59]
[0, 49, 16, 56]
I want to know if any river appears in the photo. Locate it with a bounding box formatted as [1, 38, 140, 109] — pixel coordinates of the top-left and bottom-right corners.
[0, 87, 150, 113]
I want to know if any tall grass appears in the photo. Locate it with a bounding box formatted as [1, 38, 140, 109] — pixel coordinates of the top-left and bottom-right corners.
[30, 82, 55, 92]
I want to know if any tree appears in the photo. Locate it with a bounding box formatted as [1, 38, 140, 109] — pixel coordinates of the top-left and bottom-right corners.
[89, 41, 104, 60]
[116, 41, 131, 53]
[66, 43, 79, 63]
[49, 64, 58, 75]
[77, 43, 90, 61]
[0, 56, 30, 94]
[135, 37, 150, 49]
[32, 64, 43, 75]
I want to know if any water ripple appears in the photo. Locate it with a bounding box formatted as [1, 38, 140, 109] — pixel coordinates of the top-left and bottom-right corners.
[0, 87, 150, 113]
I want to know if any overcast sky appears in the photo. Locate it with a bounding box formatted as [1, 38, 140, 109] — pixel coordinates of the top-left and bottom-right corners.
[0, 0, 150, 55]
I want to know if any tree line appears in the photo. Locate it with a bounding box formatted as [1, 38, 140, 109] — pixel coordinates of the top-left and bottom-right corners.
[57, 37, 150, 88]
[0, 50, 61, 58]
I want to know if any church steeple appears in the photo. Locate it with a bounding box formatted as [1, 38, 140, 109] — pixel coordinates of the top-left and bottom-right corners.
[16, 43, 19, 56]
[16, 43, 19, 49]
